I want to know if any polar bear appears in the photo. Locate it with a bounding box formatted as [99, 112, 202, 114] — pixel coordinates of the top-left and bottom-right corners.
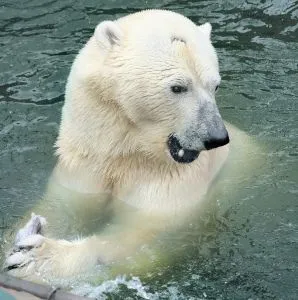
[4, 10, 258, 282]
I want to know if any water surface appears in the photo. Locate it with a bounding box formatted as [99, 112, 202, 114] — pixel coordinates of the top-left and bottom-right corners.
[0, 0, 297, 299]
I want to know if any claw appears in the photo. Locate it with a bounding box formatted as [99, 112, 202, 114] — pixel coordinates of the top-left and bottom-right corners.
[16, 234, 45, 249]
[5, 251, 30, 270]
[15, 214, 47, 244]
[4, 213, 48, 276]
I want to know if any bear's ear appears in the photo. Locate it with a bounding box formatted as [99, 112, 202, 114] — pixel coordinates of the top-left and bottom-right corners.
[198, 22, 212, 39]
[94, 21, 123, 49]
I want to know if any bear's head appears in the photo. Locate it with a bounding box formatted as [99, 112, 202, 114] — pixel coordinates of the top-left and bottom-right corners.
[57, 10, 229, 168]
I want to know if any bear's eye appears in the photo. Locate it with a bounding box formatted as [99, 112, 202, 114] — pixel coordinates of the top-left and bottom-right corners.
[215, 85, 219, 92]
[171, 85, 188, 94]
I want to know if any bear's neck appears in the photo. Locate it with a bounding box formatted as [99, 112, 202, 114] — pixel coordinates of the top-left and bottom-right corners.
[55, 96, 180, 193]
[53, 148, 184, 195]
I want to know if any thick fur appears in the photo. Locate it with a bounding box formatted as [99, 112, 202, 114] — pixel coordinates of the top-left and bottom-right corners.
[4, 10, 257, 281]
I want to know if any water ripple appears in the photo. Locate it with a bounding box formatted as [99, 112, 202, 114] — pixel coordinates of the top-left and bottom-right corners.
[0, 1, 297, 299]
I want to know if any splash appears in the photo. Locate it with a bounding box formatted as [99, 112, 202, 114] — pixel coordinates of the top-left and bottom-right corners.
[72, 275, 151, 299]
[70, 274, 200, 300]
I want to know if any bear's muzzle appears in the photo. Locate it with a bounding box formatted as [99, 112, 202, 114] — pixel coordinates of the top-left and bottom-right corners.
[167, 126, 229, 164]
[167, 135, 200, 163]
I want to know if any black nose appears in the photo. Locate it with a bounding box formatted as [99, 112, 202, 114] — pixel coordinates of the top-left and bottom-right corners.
[204, 130, 230, 150]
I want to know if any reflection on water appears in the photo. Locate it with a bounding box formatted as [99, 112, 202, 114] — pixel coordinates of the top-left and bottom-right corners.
[0, 0, 297, 299]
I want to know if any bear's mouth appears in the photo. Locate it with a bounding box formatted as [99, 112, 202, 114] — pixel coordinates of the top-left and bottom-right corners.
[167, 135, 200, 164]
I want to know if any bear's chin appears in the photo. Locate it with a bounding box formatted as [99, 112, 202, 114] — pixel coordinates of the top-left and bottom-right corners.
[167, 135, 200, 164]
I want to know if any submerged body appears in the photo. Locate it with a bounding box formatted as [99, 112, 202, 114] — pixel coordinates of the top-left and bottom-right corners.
[4, 10, 258, 284]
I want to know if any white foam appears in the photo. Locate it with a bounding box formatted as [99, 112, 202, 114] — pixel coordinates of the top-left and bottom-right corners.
[70, 275, 198, 300]
[72, 275, 151, 299]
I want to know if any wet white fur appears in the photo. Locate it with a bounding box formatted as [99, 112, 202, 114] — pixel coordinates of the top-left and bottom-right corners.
[15, 213, 46, 244]
[5, 10, 256, 280]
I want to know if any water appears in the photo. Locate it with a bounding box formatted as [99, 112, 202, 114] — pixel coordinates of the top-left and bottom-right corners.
[0, 0, 297, 299]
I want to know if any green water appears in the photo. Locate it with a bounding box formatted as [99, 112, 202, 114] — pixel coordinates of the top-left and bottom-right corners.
[0, 0, 297, 299]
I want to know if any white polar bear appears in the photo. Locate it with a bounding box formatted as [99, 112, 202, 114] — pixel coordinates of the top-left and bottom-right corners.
[4, 10, 258, 282]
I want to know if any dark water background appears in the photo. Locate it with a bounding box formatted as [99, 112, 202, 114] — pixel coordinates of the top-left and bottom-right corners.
[0, 0, 297, 299]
